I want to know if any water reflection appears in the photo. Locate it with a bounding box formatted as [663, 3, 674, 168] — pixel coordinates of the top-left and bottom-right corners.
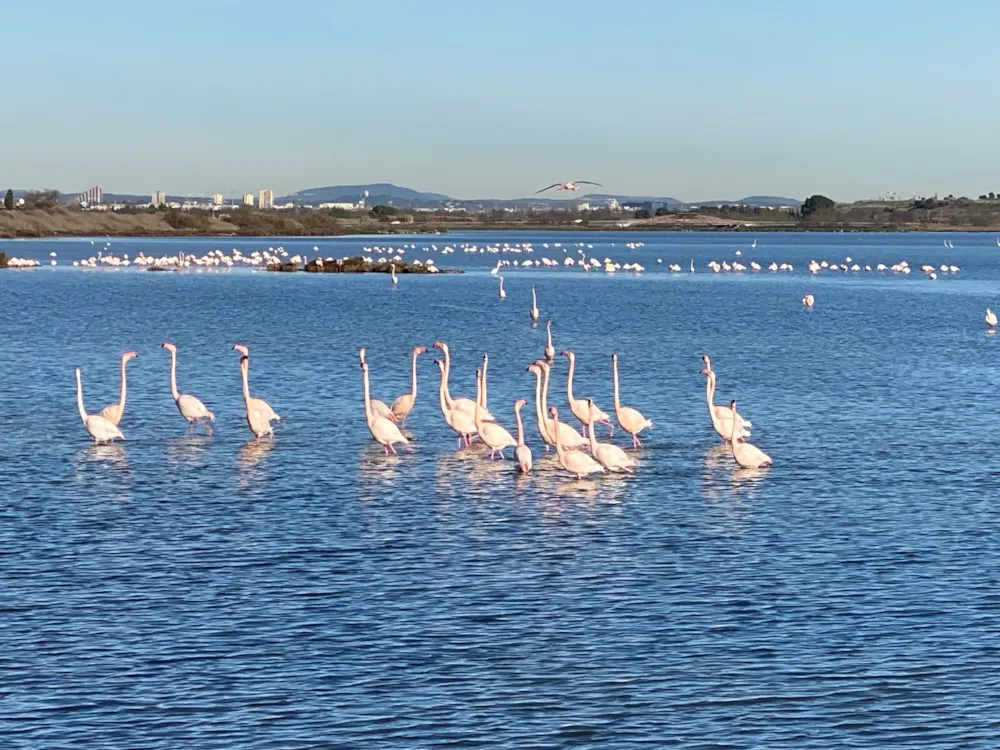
[166, 435, 211, 468]
[73, 444, 133, 501]
[75, 443, 129, 471]
[236, 438, 276, 488]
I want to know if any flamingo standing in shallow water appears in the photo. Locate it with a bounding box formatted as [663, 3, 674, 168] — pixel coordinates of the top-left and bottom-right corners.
[498, 276, 506, 299]
[544, 320, 555, 361]
[700, 355, 750, 442]
[432, 342, 494, 421]
[232, 345, 280, 424]
[612, 353, 652, 448]
[563, 350, 613, 435]
[161, 342, 214, 433]
[361, 360, 408, 454]
[358, 348, 398, 422]
[77, 367, 124, 443]
[802, 293, 815, 309]
[513, 399, 532, 473]
[391, 263, 398, 285]
[534, 359, 587, 450]
[551, 406, 604, 479]
[987, 308, 998, 328]
[98, 350, 138, 426]
[530, 286, 540, 322]
[586, 399, 635, 473]
[238, 354, 274, 439]
[474, 370, 516, 459]
[435, 359, 477, 447]
[390, 346, 426, 427]
[729, 400, 771, 468]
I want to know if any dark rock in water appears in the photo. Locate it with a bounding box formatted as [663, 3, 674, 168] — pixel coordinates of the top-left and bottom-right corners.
[0, 252, 7, 268]
[266, 256, 460, 274]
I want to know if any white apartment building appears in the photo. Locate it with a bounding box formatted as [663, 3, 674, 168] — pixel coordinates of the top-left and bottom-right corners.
[152, 190, 167, 205]
[243, 193, 254, 207]
[258, 189, 274, 210]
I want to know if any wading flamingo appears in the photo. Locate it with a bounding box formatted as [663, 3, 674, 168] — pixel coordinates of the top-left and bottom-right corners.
[530, 286, 540, 322]
[563, 350, 612, 435]
[161, 342, 214, 433]
[76, 367, 124, 443]
[474, 370, 516, 459]
[361, 361, 408, 454]
[802, 293, 815, 309]
[98, 350, 138, 426]
[544, 320, 555, 361]
[534, 359, 587, 449]
[586, 399, 636, 473]
[612, 353, 652, 448]
[514, 399, 532, 473]
[390, 346, 426, 427]
[551, 407, 604, 479]
[432, 341, 494, 421]
[358, 348, 398, 422]
[987, 308, 998, 328]
[498, 276, 506, 299]
[700, 356, 750, 442]
[435, 358, 477, 447]
[729, 400, 772, 468]
[232, 345, 280, 423]
[238, 355, 274, 439]
[391, 263, 398, 285]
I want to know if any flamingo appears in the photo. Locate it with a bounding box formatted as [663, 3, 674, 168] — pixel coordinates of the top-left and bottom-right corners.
[232, 345, 280, 423]
[498, 276, 506, 299]
[98, 350, 138, 426]
[434, 358, 477, 447]
[390, 346, 426, 427]
[535, 180, 603, 194]
[534, 359, 587, 449]
[563, 350, 613, 435]
[238, 354, 274, 439]
[513, 398, 532, 473]
[700, 356, 750, 441]
[432, 342, 494, 421]
[76, 367, 124, 443]
[480, 353, 491, 414]
[473, 370, 516, 459]
[611, 353, 652, 448]
[802, 293, 815, 309]
[390, 263, 398, 285]
[544, 320, 555, 361]
[361, 361, 408, 454]
[358, 348, 398, 422]
[550, 407, 605, 479]
[585, 399, 636, 473]
[530, 286, 540, 322]
[160, 342, 214, 433]
[987, 308, 998, 328]
[729, 400, 771, 468]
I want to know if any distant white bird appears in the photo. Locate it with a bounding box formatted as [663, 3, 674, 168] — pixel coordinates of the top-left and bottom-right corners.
[535, 180, 602, 194]
[986, 308, 997, 328]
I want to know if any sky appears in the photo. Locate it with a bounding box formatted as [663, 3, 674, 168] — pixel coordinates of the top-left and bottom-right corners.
[2, 0, 999, 201]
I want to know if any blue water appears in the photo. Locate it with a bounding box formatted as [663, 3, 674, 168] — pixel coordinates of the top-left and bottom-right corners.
[2, 230, 1000, 748]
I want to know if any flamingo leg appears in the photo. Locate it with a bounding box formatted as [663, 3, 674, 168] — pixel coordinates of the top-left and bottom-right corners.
[498, 449, 505, 459]
[389, 443, 397, 455]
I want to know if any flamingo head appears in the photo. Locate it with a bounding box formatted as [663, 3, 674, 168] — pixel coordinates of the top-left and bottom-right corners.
[549, 406, 558, 418]
[232, 344, 249, 357]
[432, 341, 447, 352]
[561, 350, 572, 359]
[358, 347, 367, 363]
[515, 398, 527, 409]
[415, 346, 427, 355]
[526, 364, 540, 375]
[160, 342, 176, 353]
[123, 351, 138, 361]
[611, 352, 618, 362]
[546, 320, 552, 327]
[730, 399, 737, 409]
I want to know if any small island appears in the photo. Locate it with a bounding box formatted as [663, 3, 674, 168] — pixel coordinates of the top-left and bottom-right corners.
[266, 256, 460, 274]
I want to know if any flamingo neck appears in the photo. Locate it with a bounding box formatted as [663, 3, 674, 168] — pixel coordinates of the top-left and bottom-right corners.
[532, 371, 548, 441]
[729, 404, 739, 456]
[241, 360, 251, 406]
[587, 416, 599, 454]
[362, 367, 373, 423]
[75, 369, 87, 423]
[540, 365, 551, 416]
[565, 355, 576, 401]
[514, 405, 525, 445]
[473, 373, 485, 431]
[552, 412, 565, 460]
[481, 359, 488, 408]
[117, 356, 128, 412]
[410, 350, 419, 399]
[705, 372, 715, 409]
[168, 350, 180, 401]
[612, 359, 622, 410]
[436, 367, 450, 418]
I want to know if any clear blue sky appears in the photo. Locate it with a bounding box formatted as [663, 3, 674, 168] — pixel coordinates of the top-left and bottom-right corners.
[2, 0, 998, 201]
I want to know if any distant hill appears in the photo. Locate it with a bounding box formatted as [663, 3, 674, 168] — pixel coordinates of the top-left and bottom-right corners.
[688, 195, 802, 208]
[284, 183, 452, 206]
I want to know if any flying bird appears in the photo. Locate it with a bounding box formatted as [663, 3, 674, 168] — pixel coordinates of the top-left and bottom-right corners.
[535, 180, 603, 194]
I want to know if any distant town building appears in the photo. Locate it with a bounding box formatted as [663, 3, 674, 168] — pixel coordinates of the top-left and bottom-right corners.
[258, 189, 274, 210]
[576, 202, 591, 212]
[76, 185, 103, 205]
[243, 193, 255, 207]
[606, 198, 620, 211]
[212, 193, 224, 207]
[152, 190, 167, 206]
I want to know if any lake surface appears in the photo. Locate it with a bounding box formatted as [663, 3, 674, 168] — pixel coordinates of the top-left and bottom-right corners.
[2, 230, 1000, 748]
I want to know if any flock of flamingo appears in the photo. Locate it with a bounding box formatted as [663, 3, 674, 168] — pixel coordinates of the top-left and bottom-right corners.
[73, 286, 772, 478]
